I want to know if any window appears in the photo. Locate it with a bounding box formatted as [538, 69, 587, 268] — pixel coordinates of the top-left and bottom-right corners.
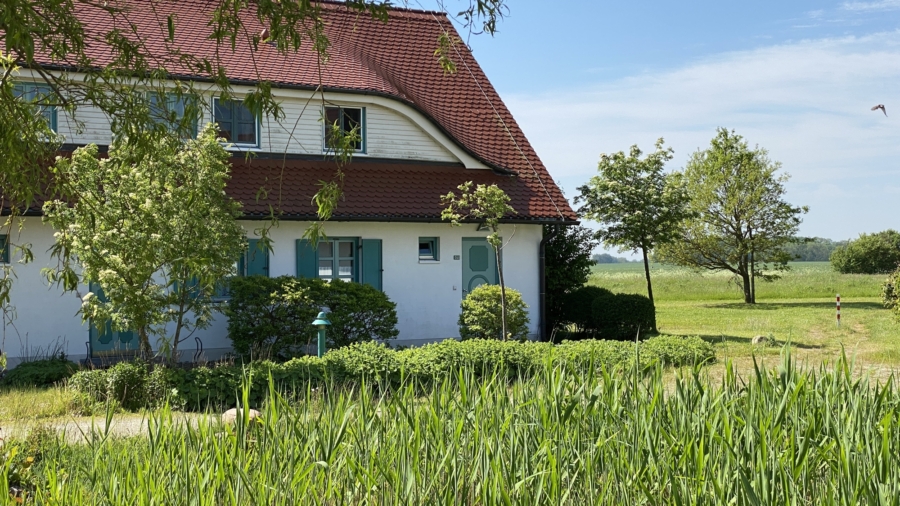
[149, 93, 197, 138]
[213, 239, 269, 300]
[324, 106, 365, 152]
[0, 235, 9, 263]
[317, 238, 357, 282]
[418, 237, 439, 262]
[13, 82, 57, 132]
[214, 98, 258, 147]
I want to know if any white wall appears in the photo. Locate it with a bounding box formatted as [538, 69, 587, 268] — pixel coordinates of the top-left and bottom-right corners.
[2, 218, 543, 365]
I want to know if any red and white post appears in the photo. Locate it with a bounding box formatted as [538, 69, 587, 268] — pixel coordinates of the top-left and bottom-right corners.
[836, 294, 841, 327]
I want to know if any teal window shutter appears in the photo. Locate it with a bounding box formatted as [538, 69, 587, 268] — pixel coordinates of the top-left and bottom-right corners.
[361, 239, 383, 291]
[246, 239, 269, 277]
[0, 234, 8, 263]
[296, 239, 318, 278]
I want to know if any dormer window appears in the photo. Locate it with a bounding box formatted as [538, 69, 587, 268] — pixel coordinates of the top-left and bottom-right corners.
[214, 98, 259, 148]
[14, 82, 57, 132]
[324, 106, 365, 153]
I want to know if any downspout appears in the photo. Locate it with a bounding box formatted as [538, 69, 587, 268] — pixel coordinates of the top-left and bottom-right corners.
[539, 225, 559, 342]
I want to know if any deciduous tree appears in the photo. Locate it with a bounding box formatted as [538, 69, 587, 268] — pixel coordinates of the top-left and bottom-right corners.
[576, 138, 690, 316]
[657, 128, 807, 304]
[42, 126, 246, 360]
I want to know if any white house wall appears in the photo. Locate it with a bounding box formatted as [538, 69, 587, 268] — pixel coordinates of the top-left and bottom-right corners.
[2, 218, 543, 366]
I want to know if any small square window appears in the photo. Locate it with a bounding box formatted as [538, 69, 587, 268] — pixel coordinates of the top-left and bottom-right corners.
[214, 98, 258, 147]
[418, 237, 439, 261]
[0, 235, 9, 263]
[324, 106, 365, 152]
[149, 92, 197, 138]
[13, 82, 57, 132]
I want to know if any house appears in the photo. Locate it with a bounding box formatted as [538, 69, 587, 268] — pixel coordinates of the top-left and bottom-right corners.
[0, 1, 576, 367]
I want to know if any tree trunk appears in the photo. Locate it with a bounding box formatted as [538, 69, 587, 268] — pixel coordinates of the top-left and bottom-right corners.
[496, 247, 507, 340]
[750, 250, 756, 304]
[740, 267, 753, 304]
[641, 246, 657, 332]
[138, 327, 153, 360]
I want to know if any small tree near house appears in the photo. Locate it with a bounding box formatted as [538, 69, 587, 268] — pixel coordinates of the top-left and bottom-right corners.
[442, 182, 516, 340]
[42, 125, 246, 361]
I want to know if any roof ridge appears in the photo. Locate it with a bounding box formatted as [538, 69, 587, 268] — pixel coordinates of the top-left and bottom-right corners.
[313, 0, 450, 18]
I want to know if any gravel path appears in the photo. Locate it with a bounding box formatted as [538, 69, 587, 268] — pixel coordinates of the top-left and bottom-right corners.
[1, 413, 212, 444]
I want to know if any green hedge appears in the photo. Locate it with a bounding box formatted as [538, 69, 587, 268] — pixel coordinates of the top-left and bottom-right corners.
[69, 336, 715, 412]
[0, 356, 79, 388]
[224, 276, 399, 360]
[592, 292, 656, 340]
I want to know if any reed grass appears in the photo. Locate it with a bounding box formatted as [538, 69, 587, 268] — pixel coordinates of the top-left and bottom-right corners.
[8, 350, 900, 505]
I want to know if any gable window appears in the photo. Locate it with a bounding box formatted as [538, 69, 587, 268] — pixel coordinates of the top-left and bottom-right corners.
[418, 237, 439, 262]
[214, 98, 258, 147]
[13, 82, 57, 132]
[324, 106, 365, 153]
[0, 235, 9, 263]
[318, 238, 358, 282]
[149, 93, 197, 138]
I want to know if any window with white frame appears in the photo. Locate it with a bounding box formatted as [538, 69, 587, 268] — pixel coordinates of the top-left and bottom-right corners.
[418, 237, 439, 261]
[149, 92, 197, 138]
[13, 82, 57, 132]
[324, 106, 365, 153]
[214, 98, 258, 147]
[317, 238, 358, 282]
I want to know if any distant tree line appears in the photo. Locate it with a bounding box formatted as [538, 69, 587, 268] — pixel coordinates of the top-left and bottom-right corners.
[784, 238, 847, 262]
[592, 253, 636, 264]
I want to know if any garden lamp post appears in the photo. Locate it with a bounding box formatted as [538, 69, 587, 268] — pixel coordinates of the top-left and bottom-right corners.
[312, 312, 331, 358]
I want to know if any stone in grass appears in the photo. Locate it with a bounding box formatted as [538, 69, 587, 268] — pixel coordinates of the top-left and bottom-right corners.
[222, 408, 261, 425]
[751, 334, 777, 346]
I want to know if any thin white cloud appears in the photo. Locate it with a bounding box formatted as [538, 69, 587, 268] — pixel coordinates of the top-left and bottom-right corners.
[842, 0, 900, 11]
[506, 32, 900, 240]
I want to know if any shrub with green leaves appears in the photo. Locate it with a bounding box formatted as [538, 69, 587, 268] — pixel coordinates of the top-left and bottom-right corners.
[0, 356, 78, 388]
[592, 292, 656, 341]
[69, 336, 714, 412]
[830, 229, 900, 274]
[225, 276, 398, 360]
[560, 286, 614, 336]
[458, 285, 530, 340]
[884, 268, 900, 320]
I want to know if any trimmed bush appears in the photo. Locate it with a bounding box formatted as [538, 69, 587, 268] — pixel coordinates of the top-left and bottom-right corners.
[560, 286, 614, 336]
[592, 292, 656, 341]
[225, 276, 398, 360]
[830, 230, 900, 274]
[0, 356, 78, 388]
[459, 285, 530, 340]
[69, 336, 715, 412]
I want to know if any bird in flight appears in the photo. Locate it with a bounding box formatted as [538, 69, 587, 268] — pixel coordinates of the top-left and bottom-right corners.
[872, 104, 887, 117]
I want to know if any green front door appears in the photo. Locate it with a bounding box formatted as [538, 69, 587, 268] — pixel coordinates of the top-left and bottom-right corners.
[88, 282, 138, 357]
[462, 237, 499, 298]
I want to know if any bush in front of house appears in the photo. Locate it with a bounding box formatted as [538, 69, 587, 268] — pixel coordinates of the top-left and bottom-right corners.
[0, 355, 79, 388]
[458, 285, 530, 340]
[225, 276, 398, 360]
[558, 286, 615, 338]
[592, 292, 656, 341]
[69, 336, 715, 412]
[830, 230, 900, 274]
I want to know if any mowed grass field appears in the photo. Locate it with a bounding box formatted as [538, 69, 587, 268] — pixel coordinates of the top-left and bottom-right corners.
[588, 262, 899, 372]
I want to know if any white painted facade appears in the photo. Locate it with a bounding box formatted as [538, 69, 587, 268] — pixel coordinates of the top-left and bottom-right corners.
[1, 218, 543, 366]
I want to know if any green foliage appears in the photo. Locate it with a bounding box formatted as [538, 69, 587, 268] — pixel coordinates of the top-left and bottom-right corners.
[576, 138, 690, 308]
[225, 276, 398, 360]
[43, 126, 246, 359]
[831, 230, 900, 274]
[1, 424, 57, 495]
[592, 253, 634, 264]
[544, 225, 598, 332]
[69, 336, 712, 412]
[657, 128, 808, 303]
[458, 285, 530, 341]
[592, 292, 657, 341]
[884, 268, 900, 320]
[784, 237, 846, 262]
[0, 356, 78, 388]
[560, 286, 614, 334]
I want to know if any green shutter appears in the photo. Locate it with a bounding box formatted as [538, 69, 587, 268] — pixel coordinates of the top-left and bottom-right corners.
[296, 239, 318, 278]
[246, 239, 269, 277]
[0, 234, 8, 263]
[361, 239, 383, 291]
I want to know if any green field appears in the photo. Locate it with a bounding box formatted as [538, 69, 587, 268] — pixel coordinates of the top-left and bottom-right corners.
[588, 262, 899, 371]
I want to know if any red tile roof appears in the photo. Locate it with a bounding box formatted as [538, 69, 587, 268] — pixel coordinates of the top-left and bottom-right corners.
[29, 0, 576, 222]
[230, 157, 569, 222]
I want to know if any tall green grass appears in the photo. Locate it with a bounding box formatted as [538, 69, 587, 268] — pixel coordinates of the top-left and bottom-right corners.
[8, 351, 900, 504]
[590, 262, 884, 301]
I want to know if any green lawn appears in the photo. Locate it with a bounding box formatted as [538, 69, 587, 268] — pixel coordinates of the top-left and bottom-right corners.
[588, 262, 899, 371]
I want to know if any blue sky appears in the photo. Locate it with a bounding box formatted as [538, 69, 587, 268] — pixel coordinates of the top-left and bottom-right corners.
[450, 0, 900, 257]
